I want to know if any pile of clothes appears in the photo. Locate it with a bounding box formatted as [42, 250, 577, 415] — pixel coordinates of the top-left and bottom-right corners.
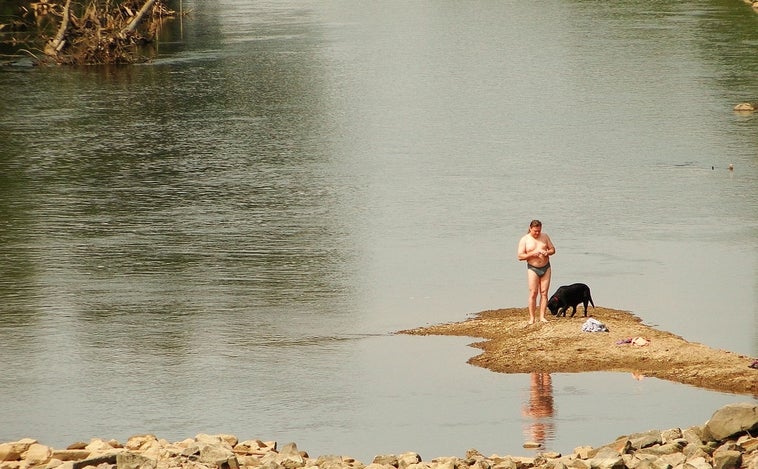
[581, 317, 609, 332]
[616, 336, 650, 346]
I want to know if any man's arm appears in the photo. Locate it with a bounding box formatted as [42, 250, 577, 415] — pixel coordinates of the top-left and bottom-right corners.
[517, 237, 529, 261]
[544, 235, 556, 256]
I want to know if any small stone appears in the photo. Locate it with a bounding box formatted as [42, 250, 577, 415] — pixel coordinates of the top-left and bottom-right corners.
[734, 103, 757, 111]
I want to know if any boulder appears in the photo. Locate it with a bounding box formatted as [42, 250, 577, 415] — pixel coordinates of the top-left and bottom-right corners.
[711, 450, 741, 469]
[116, 451, 157, 469]
[124, 436, 158, 452]
[565, 459, 590, 469]
[51, 450, 91, 462]
[397, 452, 421, 469]
[587, 447, 625, 469]
[85, 439, 116, 457]
[704, 403, 758, 441]
[682, 428, 705, 446]
[660, 429, 683, 444]
[24, 443, 53, 465]
[682, 457, 712, 469]
[235, 440, 276, 456]
[371, 455, 397, 467]
[71, 452, 118, 469]
[738, 436, 758, 453]
[635, 442, 686, 456]
[198, 444, 237, 467]
[0, 439, 38, 462]
[628, 431, 662, 450]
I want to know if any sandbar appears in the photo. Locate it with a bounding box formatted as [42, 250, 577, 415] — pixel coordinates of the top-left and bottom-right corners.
[398, 307, 757, 396]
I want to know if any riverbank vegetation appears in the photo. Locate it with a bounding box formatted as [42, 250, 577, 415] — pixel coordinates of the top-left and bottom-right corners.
[0, 0, 179, 65]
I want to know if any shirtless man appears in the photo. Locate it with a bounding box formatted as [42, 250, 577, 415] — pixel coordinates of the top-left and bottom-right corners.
[517, 220, 556, 324]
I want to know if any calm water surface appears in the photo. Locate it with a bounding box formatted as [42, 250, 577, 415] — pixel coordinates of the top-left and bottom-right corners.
[0, 0, 756, 462]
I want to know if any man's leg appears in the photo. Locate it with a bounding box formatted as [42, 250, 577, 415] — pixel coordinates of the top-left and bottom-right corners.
[538, 268, 552, 322]
[527, 271, 539, 324]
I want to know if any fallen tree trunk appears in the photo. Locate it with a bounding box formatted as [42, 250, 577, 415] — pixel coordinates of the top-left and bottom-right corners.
[43, 0, 72, 57]
[122, 0, 157, 34]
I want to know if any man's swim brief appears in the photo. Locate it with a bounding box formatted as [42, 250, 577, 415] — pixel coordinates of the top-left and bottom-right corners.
[527, 262, 551, 277]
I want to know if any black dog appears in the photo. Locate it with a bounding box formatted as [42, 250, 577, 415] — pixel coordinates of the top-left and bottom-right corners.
[547, 283, 595, 317]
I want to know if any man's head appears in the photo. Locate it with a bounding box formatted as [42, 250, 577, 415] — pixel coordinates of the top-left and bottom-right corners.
[529, 219, 542, 237]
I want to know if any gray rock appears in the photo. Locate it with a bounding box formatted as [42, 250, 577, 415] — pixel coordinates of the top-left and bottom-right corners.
[365, 464, 397, 469]
[738, 436, 758, 453]
[623, 453, 656, 469]
[0, 440, 38, 462]
[469, 460, 491, 469]
[564, 459, 590, 469]
[199, 444, 239, 469]
[269, 443, 306, 469]
[397, 452, 422, 469]
[629, 432, 663, 450]
[661, 430, 683, 445]
[629, 459, 657, 469]
[314, 455, 351, 469]
[711, 450, 741, 469]
[682, 444, 708, 460]
[372, 455, 398, 467]
[72, 453, 119, 469]
[655, 452, 686, 468]
[703, 403, 758, 441]
[682, 429, 705, 447]
[636, 443, 686, 457]
[587, 447, 625, 469]
[682, 457, 712, 469]
[52, 450, 92, 462]
[116, 452, 156, 469]
[490, 456, 519, 469]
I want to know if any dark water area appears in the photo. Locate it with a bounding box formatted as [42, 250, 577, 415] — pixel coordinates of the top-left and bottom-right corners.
[0, 0, 756, 462]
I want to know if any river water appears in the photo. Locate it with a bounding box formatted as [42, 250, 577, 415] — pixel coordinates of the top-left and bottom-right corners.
[0, 0, 756, 463]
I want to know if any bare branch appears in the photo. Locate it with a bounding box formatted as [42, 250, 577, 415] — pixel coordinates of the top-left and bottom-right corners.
[123, 0, 156, 34]
[44, 0, 72, 56]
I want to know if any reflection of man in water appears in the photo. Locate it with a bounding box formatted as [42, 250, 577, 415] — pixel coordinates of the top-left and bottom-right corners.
[522, 373, 555, 447]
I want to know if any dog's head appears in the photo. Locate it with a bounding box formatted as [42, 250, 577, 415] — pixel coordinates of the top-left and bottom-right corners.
[547, 296, 560, 315]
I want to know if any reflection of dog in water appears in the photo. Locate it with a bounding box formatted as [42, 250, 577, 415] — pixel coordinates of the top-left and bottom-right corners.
[522, 373, 555, 447]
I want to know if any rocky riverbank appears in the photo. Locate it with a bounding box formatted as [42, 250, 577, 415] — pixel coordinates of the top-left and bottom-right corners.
[1, 403, 757, 469]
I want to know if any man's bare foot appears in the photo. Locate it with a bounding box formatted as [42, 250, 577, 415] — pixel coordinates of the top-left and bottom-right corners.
[527, 319, 534, 325]
[540, 318, 548, 323]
